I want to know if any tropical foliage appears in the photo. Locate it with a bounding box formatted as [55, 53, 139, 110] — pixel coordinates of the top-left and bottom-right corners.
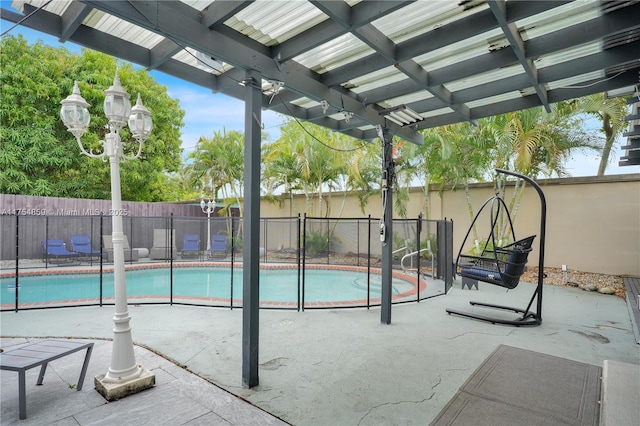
[258, 102, 609, 222]
[577, 94, 629, 176]
[261, 118, 367, 218]
[186, 129, 245, 216]
[0, 35, 185, 201]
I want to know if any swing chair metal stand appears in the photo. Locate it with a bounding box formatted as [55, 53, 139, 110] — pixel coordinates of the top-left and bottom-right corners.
[447, 169, 547, 326]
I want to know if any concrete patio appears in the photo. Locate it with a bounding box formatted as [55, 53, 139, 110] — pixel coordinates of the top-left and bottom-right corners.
[2, 280, 639, 425]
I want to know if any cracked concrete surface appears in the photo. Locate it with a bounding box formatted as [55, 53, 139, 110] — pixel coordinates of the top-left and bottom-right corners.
[2, 281, 637, 425]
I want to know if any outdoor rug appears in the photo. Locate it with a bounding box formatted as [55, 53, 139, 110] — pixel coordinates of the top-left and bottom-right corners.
[430, 344, 602, 426]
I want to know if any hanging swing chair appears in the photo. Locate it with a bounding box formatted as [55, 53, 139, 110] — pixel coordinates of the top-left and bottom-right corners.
[446, 169, 547, 326]
[456, 195, 535, 290]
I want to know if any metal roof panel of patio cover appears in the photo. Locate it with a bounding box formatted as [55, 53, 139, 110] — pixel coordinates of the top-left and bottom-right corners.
[4, 0, 640, 145]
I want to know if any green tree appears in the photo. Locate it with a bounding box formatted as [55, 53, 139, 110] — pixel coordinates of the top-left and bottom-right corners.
[482, 104, 600, 179]
[263, 119, 354, 218]
[0, 35, 185, 201]
[342, 140, 381, 214]
[479, 104, 602, 240]
[186, 129, 245, 216]
[262, 128, 305, 216]
[577, 94, 629, 176]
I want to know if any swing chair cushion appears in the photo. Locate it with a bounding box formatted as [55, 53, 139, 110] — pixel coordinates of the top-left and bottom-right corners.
[458, 235, 535, 289]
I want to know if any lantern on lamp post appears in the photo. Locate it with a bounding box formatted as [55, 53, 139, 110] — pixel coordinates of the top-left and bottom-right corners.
[200, 195, 216, 253]
[60, 71, 155, 399]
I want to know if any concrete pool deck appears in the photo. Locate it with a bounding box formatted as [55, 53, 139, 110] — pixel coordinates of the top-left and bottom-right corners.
[2, 279, 639, 425]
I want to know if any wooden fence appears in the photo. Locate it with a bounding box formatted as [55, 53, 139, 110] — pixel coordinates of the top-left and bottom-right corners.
[0, 194, 223, 261]
[0, 194, 204, 217]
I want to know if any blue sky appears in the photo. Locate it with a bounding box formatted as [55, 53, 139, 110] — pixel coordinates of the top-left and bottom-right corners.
[1, 7, 638, 177]
[157, 79, 285, 155]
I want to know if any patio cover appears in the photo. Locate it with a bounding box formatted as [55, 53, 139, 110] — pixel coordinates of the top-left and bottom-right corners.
[3, 0, 639, 145]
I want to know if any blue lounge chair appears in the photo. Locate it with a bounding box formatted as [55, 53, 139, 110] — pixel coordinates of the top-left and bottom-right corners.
[42, 240, 80, 263]
[70, 234, 101, 260]
[182, 234, 200, 258]
[210, 234, 228, 258]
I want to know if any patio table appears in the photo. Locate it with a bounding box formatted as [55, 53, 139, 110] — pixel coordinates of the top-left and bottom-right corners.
[0, 339, 94, 420]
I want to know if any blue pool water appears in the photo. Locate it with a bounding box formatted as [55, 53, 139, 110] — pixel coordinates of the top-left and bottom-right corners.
[0, 267, 415, 305]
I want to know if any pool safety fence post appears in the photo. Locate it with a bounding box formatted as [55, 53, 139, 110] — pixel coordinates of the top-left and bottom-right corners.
[448, 219, 454, 292]
[170, 214, 174, 305]
[44, 216, 49, 269]
[90, 216, 96, 266]
[360, 218, 364, 267]
[230, 217, 235, 309]
[297, 214, 301, 311]
[262, 218, 267, 263]
[325, 218, 330, 265]
[88, 216, 93, 266]
[356, 219, 360, 267]
[14, 214, 19, 312]
[201, 217, 206, 262]
[301, 213, 307, 312]
[367, 215, 371, 309]
[100, 214, 104, 306]
[416, 214, 422, 302]
[438, 219, 454, 293]
[436, 220, 445, 281]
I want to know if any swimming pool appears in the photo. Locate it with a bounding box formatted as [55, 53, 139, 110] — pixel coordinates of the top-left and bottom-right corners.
[0, 266, 418, 308]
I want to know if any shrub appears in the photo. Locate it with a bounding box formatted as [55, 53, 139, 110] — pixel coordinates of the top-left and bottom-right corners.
[305, 230, 338, 255]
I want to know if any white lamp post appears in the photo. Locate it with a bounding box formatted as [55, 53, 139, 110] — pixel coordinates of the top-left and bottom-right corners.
[200, 194, 215, 254]
[60, 72, 155, 399]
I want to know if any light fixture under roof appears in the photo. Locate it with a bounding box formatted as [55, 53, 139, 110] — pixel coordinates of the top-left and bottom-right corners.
[195, 51, 224, 71]
[378, 105, 424, 127]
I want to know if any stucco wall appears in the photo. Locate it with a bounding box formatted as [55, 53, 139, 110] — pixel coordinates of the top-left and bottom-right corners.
[261, 174, 640, 276]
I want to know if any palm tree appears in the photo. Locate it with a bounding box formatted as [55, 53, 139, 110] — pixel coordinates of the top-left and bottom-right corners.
[483, 103, 605, 179]
[189, 130, 244, 211]
[186, 129, 245, 242]
[343, 140, 382, 214]
[479, 104, 603, 240]
[262, 131, 304, 217]
[578, 93, 629, 176]
[268, 120, 355, 218]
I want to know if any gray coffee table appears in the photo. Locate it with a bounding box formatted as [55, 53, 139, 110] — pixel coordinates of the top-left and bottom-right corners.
[1, 339, 94, 420]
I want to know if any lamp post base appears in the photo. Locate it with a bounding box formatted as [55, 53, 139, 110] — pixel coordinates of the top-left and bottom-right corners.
[94, 368, 156, 401]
